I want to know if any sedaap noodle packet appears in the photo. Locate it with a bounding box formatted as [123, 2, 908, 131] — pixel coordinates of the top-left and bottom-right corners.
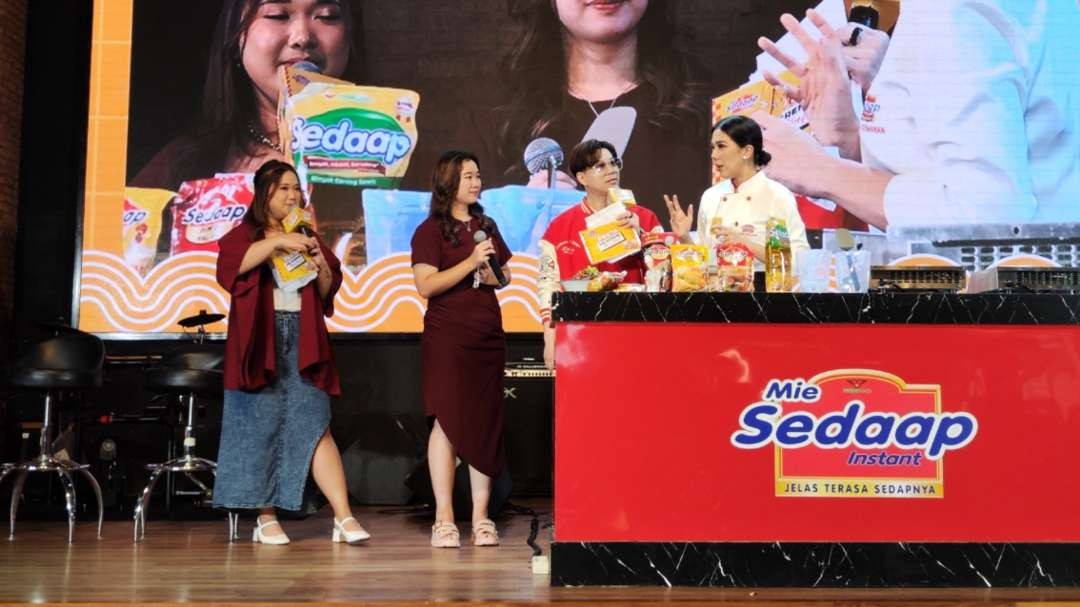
[123, 187, 175, 276]
[278, 65, 420, 190]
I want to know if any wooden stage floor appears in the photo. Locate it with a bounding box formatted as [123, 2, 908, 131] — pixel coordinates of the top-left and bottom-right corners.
[2, 499, 1080, 605]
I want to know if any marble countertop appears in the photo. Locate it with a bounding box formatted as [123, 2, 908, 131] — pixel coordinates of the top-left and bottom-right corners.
[552, 292, 1080, 325]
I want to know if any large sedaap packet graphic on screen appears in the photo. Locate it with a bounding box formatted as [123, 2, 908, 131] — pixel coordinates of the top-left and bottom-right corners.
[278, 65, 420, 190]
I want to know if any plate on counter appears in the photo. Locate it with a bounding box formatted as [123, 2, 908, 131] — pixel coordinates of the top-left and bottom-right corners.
[561, 279, 590, 292]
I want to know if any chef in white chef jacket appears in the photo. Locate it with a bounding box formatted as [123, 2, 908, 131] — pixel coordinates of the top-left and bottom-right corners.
[666, 115, 810, 270]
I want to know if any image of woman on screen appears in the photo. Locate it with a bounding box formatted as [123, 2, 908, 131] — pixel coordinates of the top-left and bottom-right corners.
[410, 151, 513, 549]
[495, 0, 711, 220]
[131, 0, 360, 190]
[213, 159, 369, 545]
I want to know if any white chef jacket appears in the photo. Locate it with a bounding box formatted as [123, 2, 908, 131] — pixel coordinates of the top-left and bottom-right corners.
[696, 170, 811, 270]
[861, 0, 1080, 227]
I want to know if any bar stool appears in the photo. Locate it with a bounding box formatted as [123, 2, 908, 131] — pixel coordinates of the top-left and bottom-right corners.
[132, 312, 237, 542]
[1, 327, 105, 542]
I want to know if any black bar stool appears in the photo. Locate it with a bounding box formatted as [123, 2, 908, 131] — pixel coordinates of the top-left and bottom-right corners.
[132, 312, 237, 542]
[1, 326, 105, 542]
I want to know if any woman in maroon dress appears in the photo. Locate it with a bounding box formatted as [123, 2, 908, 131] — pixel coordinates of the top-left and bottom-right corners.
[410, 151, 512, 548]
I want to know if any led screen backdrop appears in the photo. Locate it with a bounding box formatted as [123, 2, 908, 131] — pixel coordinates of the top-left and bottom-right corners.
[78, 0, 1080, 334]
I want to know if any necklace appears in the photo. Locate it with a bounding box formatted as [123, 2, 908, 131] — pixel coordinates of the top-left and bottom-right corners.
[247, 122, 283, 153]
[582, 82, 637, 118]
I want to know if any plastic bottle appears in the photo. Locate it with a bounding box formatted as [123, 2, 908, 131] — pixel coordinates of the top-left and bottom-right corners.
[765, 217, 793, 292]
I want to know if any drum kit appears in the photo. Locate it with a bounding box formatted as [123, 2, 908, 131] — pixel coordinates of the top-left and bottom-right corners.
[175, 310, 225, 343]
[132, 309, 237, 541]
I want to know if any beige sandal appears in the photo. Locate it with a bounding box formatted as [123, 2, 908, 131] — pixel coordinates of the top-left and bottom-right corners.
[472, 518, 499, 547]
[431, 521, 460, 548]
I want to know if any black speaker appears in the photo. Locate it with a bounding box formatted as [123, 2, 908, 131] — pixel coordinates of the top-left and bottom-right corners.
[503, 359, 553, 497]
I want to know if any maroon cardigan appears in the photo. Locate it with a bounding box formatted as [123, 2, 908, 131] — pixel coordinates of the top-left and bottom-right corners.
[215, 221, 343, 396]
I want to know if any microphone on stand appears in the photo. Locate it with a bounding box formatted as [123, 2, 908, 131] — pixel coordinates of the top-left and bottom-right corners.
[523, 138, 564, 189]
[473, 230, 509, 287]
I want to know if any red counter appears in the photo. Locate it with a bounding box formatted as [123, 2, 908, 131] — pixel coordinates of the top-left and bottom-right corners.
[550, 293, 1080, 587]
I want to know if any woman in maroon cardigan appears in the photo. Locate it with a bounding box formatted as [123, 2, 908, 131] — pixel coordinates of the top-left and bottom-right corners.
[212, 159, 369, 545]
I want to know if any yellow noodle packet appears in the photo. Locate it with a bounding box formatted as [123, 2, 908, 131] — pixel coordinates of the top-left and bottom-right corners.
[579, 222, 642, 265]
[671, 244, 709, 292]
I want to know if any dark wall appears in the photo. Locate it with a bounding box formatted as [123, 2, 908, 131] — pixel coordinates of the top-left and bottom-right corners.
[13, 0, 93, 346]
[0, 0, 28, 361]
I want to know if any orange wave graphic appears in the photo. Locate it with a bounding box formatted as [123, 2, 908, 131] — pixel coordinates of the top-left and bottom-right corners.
[78, 250, 543, 334]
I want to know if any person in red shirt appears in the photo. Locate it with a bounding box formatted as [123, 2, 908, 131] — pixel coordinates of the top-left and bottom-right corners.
[537, 139, 662, 369]
[213, 160, 369, 545]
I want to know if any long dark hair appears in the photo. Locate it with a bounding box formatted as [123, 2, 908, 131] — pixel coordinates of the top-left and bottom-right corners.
[714, 115, 772, 167]
[429, 151, 495, 247]
[496, 0, 709, 172]
[201, 0, 364, 159]
[245, 159, 306, 239]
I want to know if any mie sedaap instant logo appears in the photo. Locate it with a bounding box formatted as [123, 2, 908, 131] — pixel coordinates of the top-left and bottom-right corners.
[730, 370, 978, 498]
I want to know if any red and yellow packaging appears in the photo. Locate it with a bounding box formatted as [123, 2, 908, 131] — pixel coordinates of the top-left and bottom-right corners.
[169, 174, 254, 255]
[716, 242, 756, 292]
[122, 187, 174, 276]
[642, 231, 675, 292]
[712, 80, 774, 121]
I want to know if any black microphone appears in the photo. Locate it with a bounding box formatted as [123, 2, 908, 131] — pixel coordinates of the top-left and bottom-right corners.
[473, 230, 509, 287]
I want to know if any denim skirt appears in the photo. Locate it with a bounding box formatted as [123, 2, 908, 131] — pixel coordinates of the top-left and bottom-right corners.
[212, 311, 330, 511]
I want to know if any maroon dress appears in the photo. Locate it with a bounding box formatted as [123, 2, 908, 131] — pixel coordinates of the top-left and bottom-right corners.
[410, 216, 512, 477]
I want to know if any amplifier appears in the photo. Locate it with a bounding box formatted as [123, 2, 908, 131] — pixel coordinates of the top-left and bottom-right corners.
[503, 358, 553, 497]
[869, 266, 966, 292]
[968, 266, 1080, 293]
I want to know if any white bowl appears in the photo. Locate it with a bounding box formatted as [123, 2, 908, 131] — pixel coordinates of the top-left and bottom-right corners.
[561, 279, 590, 292]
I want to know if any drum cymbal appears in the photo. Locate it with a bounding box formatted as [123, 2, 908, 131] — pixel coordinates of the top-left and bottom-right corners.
[177, 311, 226, 328]
[37, 320, 82, 334]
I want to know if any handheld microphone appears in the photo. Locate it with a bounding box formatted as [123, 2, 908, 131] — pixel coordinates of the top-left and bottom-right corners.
[473, 230, 509, 287]
[523, 138, 564, 189]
